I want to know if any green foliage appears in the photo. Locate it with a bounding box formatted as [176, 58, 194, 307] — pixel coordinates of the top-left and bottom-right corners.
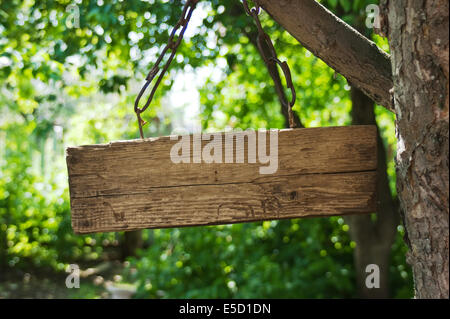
[0, 121, 118, 271]
[0, 0, 413, 298]
[125, 218, 356, 298]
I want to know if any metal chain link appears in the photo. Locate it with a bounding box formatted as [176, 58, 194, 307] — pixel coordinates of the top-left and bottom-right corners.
[135, 0, 297, 138]
[134, 0, 199, 139]
[242, 0, 297, 128]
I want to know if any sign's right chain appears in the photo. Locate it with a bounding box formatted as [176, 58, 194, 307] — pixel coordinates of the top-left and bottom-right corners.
[242, 0, 297, 128]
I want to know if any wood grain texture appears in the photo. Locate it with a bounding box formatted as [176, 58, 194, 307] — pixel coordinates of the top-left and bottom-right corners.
[67, 126, 377, 234]
[257, 0, 394, 112]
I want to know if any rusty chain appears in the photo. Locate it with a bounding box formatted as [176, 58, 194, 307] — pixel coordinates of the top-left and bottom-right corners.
[134, 0, 199, 139]
[242, 0, 297, 128]
[135, 0, 297, 139]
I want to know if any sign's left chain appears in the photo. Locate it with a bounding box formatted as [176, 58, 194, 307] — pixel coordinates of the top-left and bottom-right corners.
[134, 0, 199, 139]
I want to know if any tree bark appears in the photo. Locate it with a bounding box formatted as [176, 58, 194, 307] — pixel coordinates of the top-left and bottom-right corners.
[257, 0, 394, 112]
[381, 0, 449, 298]
[344, 87, 399, 298]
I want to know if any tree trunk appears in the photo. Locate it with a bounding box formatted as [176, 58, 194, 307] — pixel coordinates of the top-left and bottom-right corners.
[344, 87, 399, 298]
[122, 231, 143, 259]
[381, 0, 449, 298]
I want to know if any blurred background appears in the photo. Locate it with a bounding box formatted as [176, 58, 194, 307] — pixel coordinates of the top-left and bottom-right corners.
[0, 0, 413, 298]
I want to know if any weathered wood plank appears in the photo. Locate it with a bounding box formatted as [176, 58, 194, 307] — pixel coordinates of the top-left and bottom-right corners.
[67, 126, 377, 234]
[71, 171, 376, 233]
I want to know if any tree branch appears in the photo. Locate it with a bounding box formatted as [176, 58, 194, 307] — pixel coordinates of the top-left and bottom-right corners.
[257, 0, 395, 112]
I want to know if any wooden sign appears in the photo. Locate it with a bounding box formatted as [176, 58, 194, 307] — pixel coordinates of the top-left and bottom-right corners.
[66, 126, 377, 234]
